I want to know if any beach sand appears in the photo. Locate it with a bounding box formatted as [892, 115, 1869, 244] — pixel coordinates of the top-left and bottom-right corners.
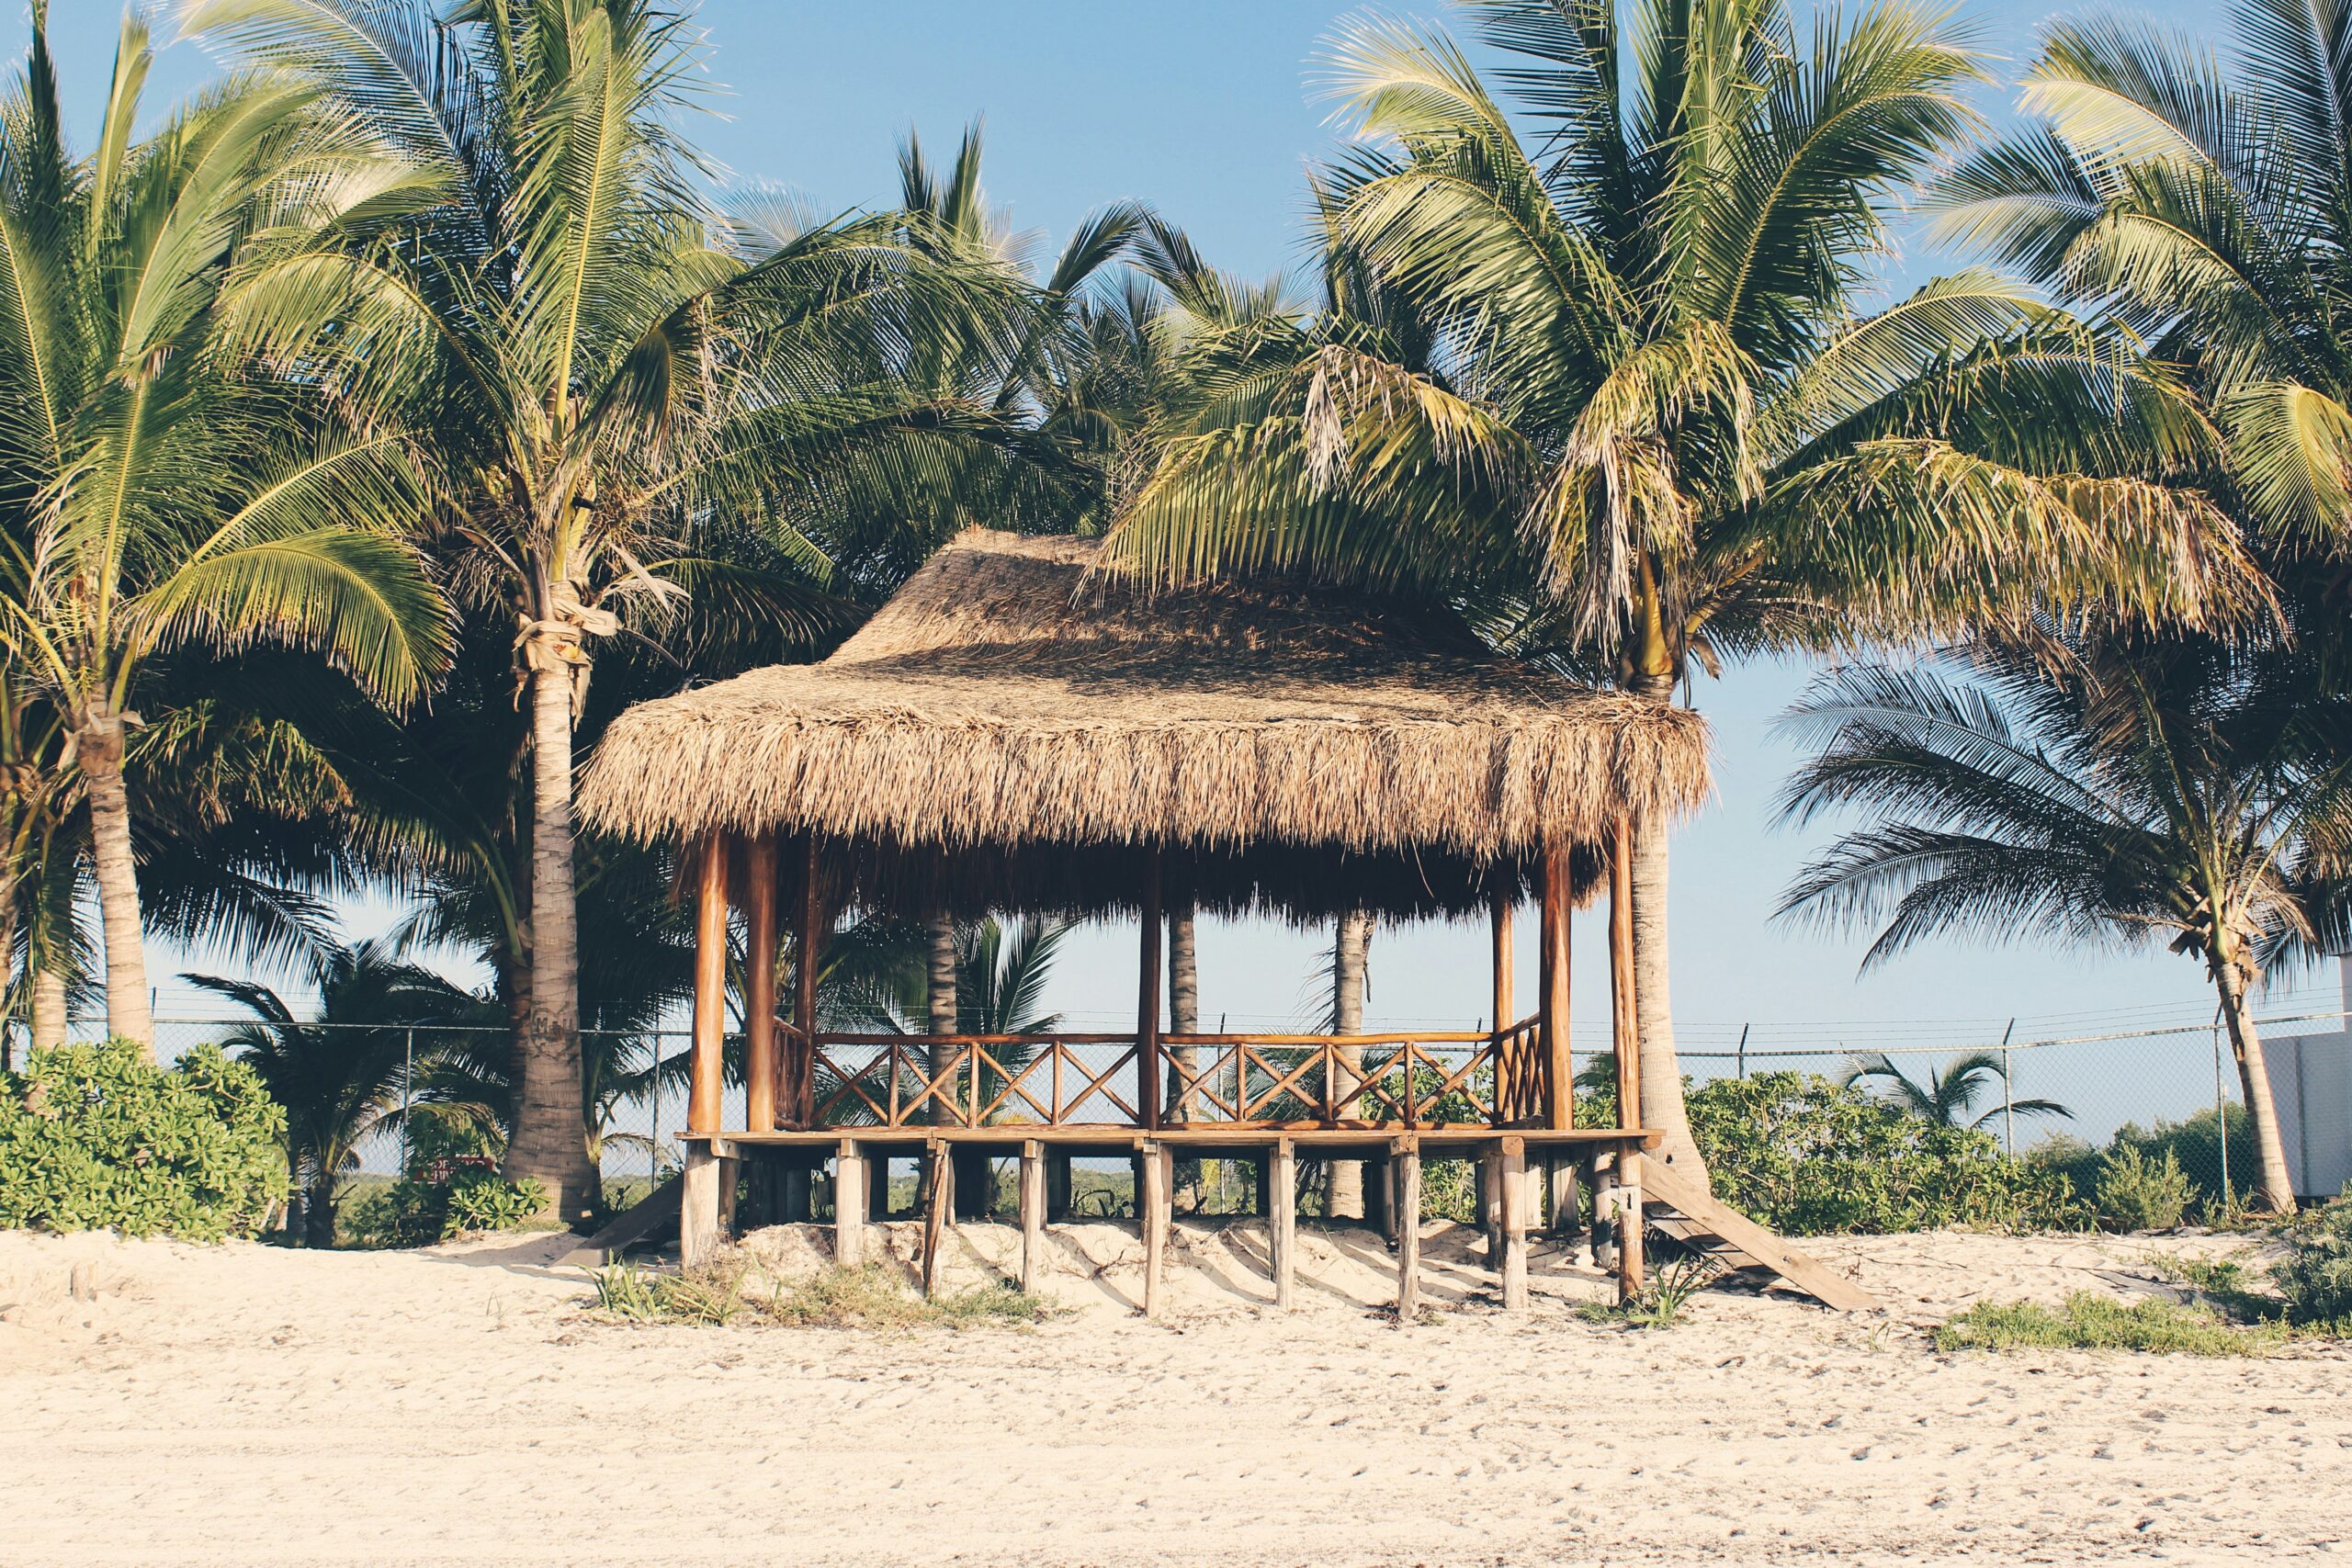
[1, 1219, 2346, 1566]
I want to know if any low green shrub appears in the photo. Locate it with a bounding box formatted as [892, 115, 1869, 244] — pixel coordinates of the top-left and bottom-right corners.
[1935, 1291, 2285, 1356]
[2037, 1106, 2256, 1224]
[2273, 1195, 2352, 1328]
[342, 1157, 546, 1247]
[2095, 1145, 2196, 1233]
[1581, 1073, 2085, 1235]
[0, 1040, 286, 1240]
[587, 1256, 1057, 1331]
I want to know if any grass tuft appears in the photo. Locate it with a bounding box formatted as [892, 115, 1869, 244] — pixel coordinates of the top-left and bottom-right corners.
[1935, 1291, 2287, 1357]
[586, 1256, 1058, 1333]
[1577, 1252, 1722, 1330]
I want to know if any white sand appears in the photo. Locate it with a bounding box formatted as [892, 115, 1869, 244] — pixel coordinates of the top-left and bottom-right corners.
[2, 1220, 2346, 1566]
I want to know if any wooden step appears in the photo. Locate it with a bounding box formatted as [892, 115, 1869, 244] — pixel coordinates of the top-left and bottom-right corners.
[1636, 1157, 1876, 1313]
[562, 1175, 682, 1267]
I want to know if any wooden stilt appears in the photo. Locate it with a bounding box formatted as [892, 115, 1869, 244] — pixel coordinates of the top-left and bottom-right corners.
[1141, 1140, 1171, 1320]
[791, 835, 823, 1125]
[867, 1147, 892, 1221]
[1548, 1157, 1580, 1237]
[686, 833, 729, 1139]
[781, 1168, 811, 1223]
[1019, 1140, 1046, 1292]
[922, 1141, 954, 1298]
[681, 1143, 722, 1267]
[1539, 839, 1574, 1134]
[1251, 1154, 1272, 1218]
[1592, 1153, 1621, 1272]
[715, 1156, 739, 1237]
[1618, 1149, 1646, 1303]
[1480, 1147, 1505, 1258]
[833, 1140, 866, 1268]
[1046, 1152, 1072, 1222]
[1394, 1139, 1421, 1323]
[1491, 894, 1514, 1111]
[1269, 1137, 1296, 1310]
[744, 834, 779, 1133]
[1367, 1153, 1393, 1240]
[1500, 1135, 1530, 1311]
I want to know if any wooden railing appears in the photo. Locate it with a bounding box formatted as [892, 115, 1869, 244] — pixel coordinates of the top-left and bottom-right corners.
[789, 1018, 1555, 1132]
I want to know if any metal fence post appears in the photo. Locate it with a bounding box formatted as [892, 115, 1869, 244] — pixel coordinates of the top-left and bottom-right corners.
[2212, 1007, 2232, 1206]
[649, 1030, 662, 1183]
[1998, 1018, 2017, 1157]
[1736, 1023, 1749, 1080]
[401, 1027, 414, 1175]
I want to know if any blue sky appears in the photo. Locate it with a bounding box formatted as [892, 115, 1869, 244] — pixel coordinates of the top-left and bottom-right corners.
[34, 2, 2320, 1131]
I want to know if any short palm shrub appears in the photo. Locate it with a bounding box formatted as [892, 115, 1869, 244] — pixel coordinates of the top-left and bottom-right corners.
[343, 1157, 548, 1247]
[2095, 1145, 2196, 1233]
[1601, 1073, 2085, 1235]
[0, 1040, 287, 1241]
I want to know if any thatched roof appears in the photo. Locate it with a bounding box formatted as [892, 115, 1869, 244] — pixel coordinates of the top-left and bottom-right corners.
[578, 530, 1708, 916]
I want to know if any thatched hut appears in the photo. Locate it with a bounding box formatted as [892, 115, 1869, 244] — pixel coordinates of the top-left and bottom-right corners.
[579, 528, 1715, 1314]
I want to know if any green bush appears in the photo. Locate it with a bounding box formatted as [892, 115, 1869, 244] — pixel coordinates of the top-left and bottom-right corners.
[2094, 1145, 2196, 1232]
[0, 1039, 287, 1241]
[2037, 1106, 2256, 1224]
[343, 1157, 546, 1247]
[1592, 1072, 2083, 1235]
[1936, 1291, 2285, 1356]
[2273, 1195, 2352, 1327]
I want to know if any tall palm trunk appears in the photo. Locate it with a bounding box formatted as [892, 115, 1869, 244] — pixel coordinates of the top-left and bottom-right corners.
[503, 663, 594, 1224]
[75, 714, 151, 1052]
[1328, 911, 1372, 1219]
[2213, 953, 2298, 1213]
[1166, 904, 1198, 1118]
[31, 965, 65, 1049]
[0, 839, 15, 1072]
[1623, 671, 1706, 1190]
[305, 1171, 337, 1249]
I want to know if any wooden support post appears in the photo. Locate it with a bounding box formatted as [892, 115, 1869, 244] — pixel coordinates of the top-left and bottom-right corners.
[1394, 1139, 1422, 1323]
[868, 1147, 892, 1221]
[681, 1143, 722, 1268]
[1141, 1140, 1171, 1320]
[1480, 1147, 1505, 1258]
[922, 1141, 953, 1298]
[687, 833, 729, 1138]
[1548, 1157, 1580, 1238]
[1137, 853, 1163, 1130]
[1610, 816, 1643, 1136]
[716, 1156, 739, 1236]
[1046, 1152, 1072, 1222]
[1367, 1152, 1392, 1239]
[1591, 1152, 1620, 1272]
[1019, 1140, 1046, 1293]
[1539, 838, 1574, 1133]
[744, 834, 779, 1133]
[781, 1168, 811, 1224]
[792, 835, 824, 1125]
[1491, 894, 1514, 1113]
[1619, 1149, 1646, 1303]
[833, 1140, 866, 1268]
[1252, 1154, 1272, 1218]
[1269, 1137, 1296, 1310]
[1499, 1135, 1530, 1311]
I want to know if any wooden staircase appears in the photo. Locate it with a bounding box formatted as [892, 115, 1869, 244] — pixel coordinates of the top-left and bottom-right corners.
[1636, 1156, 1877, 1313]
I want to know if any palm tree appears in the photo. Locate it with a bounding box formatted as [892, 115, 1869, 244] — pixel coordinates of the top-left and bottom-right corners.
[1777, 637, 2352, 1212]
[186, 0, 1037, 1220]
[188, 940, 498, 1247]
[1929, 0, 2352, 548]
[1840, 1051, 2071, 1131]
[1105, 0, 2258, 1187]
[0, 7, 447, 1049]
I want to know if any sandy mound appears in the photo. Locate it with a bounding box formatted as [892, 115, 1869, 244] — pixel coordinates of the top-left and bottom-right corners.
[1, 1223, 2346, 1566]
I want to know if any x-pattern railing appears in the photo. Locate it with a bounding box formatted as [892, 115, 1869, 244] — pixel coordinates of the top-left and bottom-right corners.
[796, 1021, 1552, 1132]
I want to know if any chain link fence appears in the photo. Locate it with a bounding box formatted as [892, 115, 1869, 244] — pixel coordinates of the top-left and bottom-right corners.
[51, 991, 2352, 1213]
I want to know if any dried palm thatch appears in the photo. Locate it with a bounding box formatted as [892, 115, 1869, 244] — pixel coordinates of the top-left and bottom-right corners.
[579, 531, 1707, 917]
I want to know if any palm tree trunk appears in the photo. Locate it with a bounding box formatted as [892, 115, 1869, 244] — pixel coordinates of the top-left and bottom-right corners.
[1328, 911, 1371, 1220]
[0, 838, 16, 1073]
[2213, 958, 2298, 1214]
[31, 965, 65, 1050]
[1166, 904, 1199, 1118]
[929, 915, 987, 1215]
[305, 1173, 337, 1249]
[1623, 672, 1706, 1191]
[75, 715, 151, 1052]
[503, 663, 595, 1225]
